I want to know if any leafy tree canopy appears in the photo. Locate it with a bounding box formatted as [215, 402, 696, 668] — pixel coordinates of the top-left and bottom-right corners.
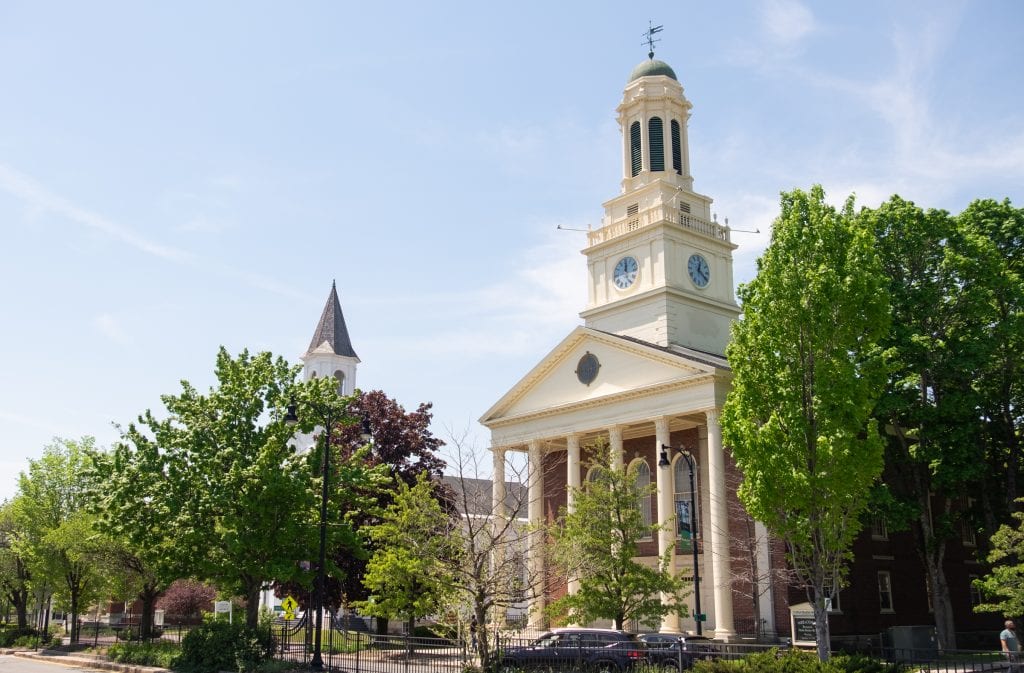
[721, 185, 890, 660]
[547, 442, 687, 631]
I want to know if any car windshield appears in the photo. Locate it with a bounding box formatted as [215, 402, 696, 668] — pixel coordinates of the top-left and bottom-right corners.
[533, 634, 561, 647]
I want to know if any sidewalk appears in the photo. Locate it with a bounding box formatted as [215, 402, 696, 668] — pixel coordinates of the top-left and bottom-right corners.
[9, 649, 171, 673]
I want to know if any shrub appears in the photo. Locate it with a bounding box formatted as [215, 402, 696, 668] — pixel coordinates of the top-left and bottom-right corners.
[692, 649, 903, 673]
[108, 640, 181, 668]
[0, 627, 38, 647]
[177, 618, 276, 673]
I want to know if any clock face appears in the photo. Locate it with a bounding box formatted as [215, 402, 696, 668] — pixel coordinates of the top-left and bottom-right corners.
[613, 256, 639, 289]
[688, 254, 711, 288]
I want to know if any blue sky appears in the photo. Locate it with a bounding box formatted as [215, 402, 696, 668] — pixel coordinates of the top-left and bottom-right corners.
[2, 1, 1023, 501]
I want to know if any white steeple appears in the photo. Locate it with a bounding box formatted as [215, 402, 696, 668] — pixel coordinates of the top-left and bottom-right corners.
[578, 55, 740, 355]
[301, 280, 359, 394]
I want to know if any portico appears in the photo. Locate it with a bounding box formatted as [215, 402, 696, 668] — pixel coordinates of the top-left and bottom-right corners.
[481, 327, 737, 637]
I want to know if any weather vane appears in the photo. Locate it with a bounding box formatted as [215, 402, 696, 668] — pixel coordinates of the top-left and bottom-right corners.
[642, 21, 663, 59]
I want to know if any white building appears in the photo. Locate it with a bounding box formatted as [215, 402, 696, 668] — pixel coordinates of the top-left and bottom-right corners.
[480, 53, 788, 639]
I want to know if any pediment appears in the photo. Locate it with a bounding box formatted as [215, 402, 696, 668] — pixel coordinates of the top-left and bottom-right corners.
[480, 327, 723, 426]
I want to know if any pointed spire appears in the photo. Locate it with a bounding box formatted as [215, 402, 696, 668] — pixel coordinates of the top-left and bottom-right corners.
[306, 280, 358, 358]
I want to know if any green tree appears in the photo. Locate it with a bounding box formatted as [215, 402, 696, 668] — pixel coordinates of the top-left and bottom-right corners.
[0, 500, 32, 628]
[956, 200, 1024, 520]
[721, 185, 890, 661]
[546, 442, 687, 630]
[12, 437, 111, 642]
[89, 436, 189, 639]
[357, 471, 461, 635]
[862, 196, 988, 650]
[109, 348, 383, 628]
[974, 499, 1024, 616]
[275, 389, 445, 635]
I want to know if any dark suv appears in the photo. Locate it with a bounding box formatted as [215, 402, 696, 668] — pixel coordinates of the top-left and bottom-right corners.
[497, 628, 647, 673]
[637, 634, 716, 670]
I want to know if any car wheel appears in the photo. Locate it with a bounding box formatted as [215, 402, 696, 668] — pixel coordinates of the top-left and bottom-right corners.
[591, 661, 621, 673]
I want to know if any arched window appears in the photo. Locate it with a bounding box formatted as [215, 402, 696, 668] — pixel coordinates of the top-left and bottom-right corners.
[585, 465, 607, 488]
[629, 121, 642, 177]
[334, 370, 345, 395]
[673, 456, 698, 543]
[648, 117, 664, 172]
[671, 120, 682, 174]
[632, 459, 653, 535]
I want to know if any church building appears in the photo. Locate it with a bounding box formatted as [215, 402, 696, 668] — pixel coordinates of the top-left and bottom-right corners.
[480, 52, 789, 639]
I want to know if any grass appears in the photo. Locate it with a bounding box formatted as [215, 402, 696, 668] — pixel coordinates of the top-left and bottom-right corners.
[107, 640, 181, 668]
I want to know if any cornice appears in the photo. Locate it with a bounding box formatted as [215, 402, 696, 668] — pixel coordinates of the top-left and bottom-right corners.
[486, 373, 715, 430]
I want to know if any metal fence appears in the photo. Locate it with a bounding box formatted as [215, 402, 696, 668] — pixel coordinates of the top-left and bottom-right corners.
[264, 624, 1016, 673]
[274, 616, 470, 673]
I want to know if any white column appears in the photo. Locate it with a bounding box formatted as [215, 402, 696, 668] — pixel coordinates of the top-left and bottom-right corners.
[527, 440, 546, 629]
[566, 434, 581, 512]
[654, 418, 679, 633]
[492, 447, 507, 519]
[609, 426, 624, 470]
[706, 410, 735, 639]
[755, 521, 777, 639]
[566, 434, 581, 597]
[491, 447, 508, 627]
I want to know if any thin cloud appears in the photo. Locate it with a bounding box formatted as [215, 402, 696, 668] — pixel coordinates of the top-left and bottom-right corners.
[0, 163, 310, 302]
[93, 313, 133, 346]
[761, 0, 817, 46]
[0, 163, 194, 263]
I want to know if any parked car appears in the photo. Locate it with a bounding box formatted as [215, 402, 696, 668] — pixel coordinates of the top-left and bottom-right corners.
[497, 628, 648, 673]
[637, 633, 717, 670]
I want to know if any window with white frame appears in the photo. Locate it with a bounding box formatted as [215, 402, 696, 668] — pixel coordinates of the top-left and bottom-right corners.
[871, 515, 888, 540]
[878, 571, 894, 612]
[822, 579, 841, 612]
[969, 575, 984, 608]
[632, 459, 653, 538]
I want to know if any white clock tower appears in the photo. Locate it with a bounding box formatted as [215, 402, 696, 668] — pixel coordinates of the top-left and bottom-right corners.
[579, 56, 740, 355]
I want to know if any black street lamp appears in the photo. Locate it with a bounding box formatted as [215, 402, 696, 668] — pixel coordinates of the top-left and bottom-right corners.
[658, 445, 702, 636]
[285, 396, 370, 671]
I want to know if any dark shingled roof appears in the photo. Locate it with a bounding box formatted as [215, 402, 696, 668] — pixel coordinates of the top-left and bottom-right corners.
[306, 281, 358, 358]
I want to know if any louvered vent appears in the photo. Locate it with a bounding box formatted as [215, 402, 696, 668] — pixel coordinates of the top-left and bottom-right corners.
[648, 117, 664, 172]
[627, 203, 640, 231]
[679, 202, 691, 214]
[671, 120, 682, 174]
[630, 121, 642, 176]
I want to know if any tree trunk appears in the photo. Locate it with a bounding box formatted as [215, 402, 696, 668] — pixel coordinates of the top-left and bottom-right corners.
[926, 557, 957, 651]
[245, 581, 261, 628]
[475, 604, 490, 670]
[812, 590, 831, 662]
[12, 588, 29, 629]
[916, 496, 957, 651]
[138, 584, 160, 640]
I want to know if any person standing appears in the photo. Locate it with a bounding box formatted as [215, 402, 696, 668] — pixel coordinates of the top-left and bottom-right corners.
[1001, 620, 1019, 671]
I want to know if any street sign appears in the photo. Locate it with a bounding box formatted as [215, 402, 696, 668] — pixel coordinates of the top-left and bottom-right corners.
[696, 613, 706, 622]
[214, 601, 232, 624]
[282, 596, 299, 620]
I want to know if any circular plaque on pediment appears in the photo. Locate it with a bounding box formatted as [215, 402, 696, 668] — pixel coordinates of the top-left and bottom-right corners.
[576, 352, 600, 386]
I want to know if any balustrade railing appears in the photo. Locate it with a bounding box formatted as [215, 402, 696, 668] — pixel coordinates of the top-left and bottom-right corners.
[588, 206, 730, 246]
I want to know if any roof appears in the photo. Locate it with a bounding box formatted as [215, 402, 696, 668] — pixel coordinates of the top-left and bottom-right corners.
[306, 281, 358, 358]
[441, 475, 527, 518]
[592, 330, 730, 370]
[628, 58, 678, 82]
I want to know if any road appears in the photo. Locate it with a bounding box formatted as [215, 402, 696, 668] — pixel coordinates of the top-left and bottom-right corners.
[0, 655, 108, 673]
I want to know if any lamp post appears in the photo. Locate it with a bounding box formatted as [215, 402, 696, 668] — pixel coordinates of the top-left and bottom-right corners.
[285, 396, 370, 671]
[658, 445, 702, 636]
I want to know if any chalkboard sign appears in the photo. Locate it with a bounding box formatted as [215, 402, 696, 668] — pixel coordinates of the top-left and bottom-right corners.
[793, 614, 817, 644]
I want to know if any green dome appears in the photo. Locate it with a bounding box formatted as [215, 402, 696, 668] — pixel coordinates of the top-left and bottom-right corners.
[628, 58, 678, 82]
